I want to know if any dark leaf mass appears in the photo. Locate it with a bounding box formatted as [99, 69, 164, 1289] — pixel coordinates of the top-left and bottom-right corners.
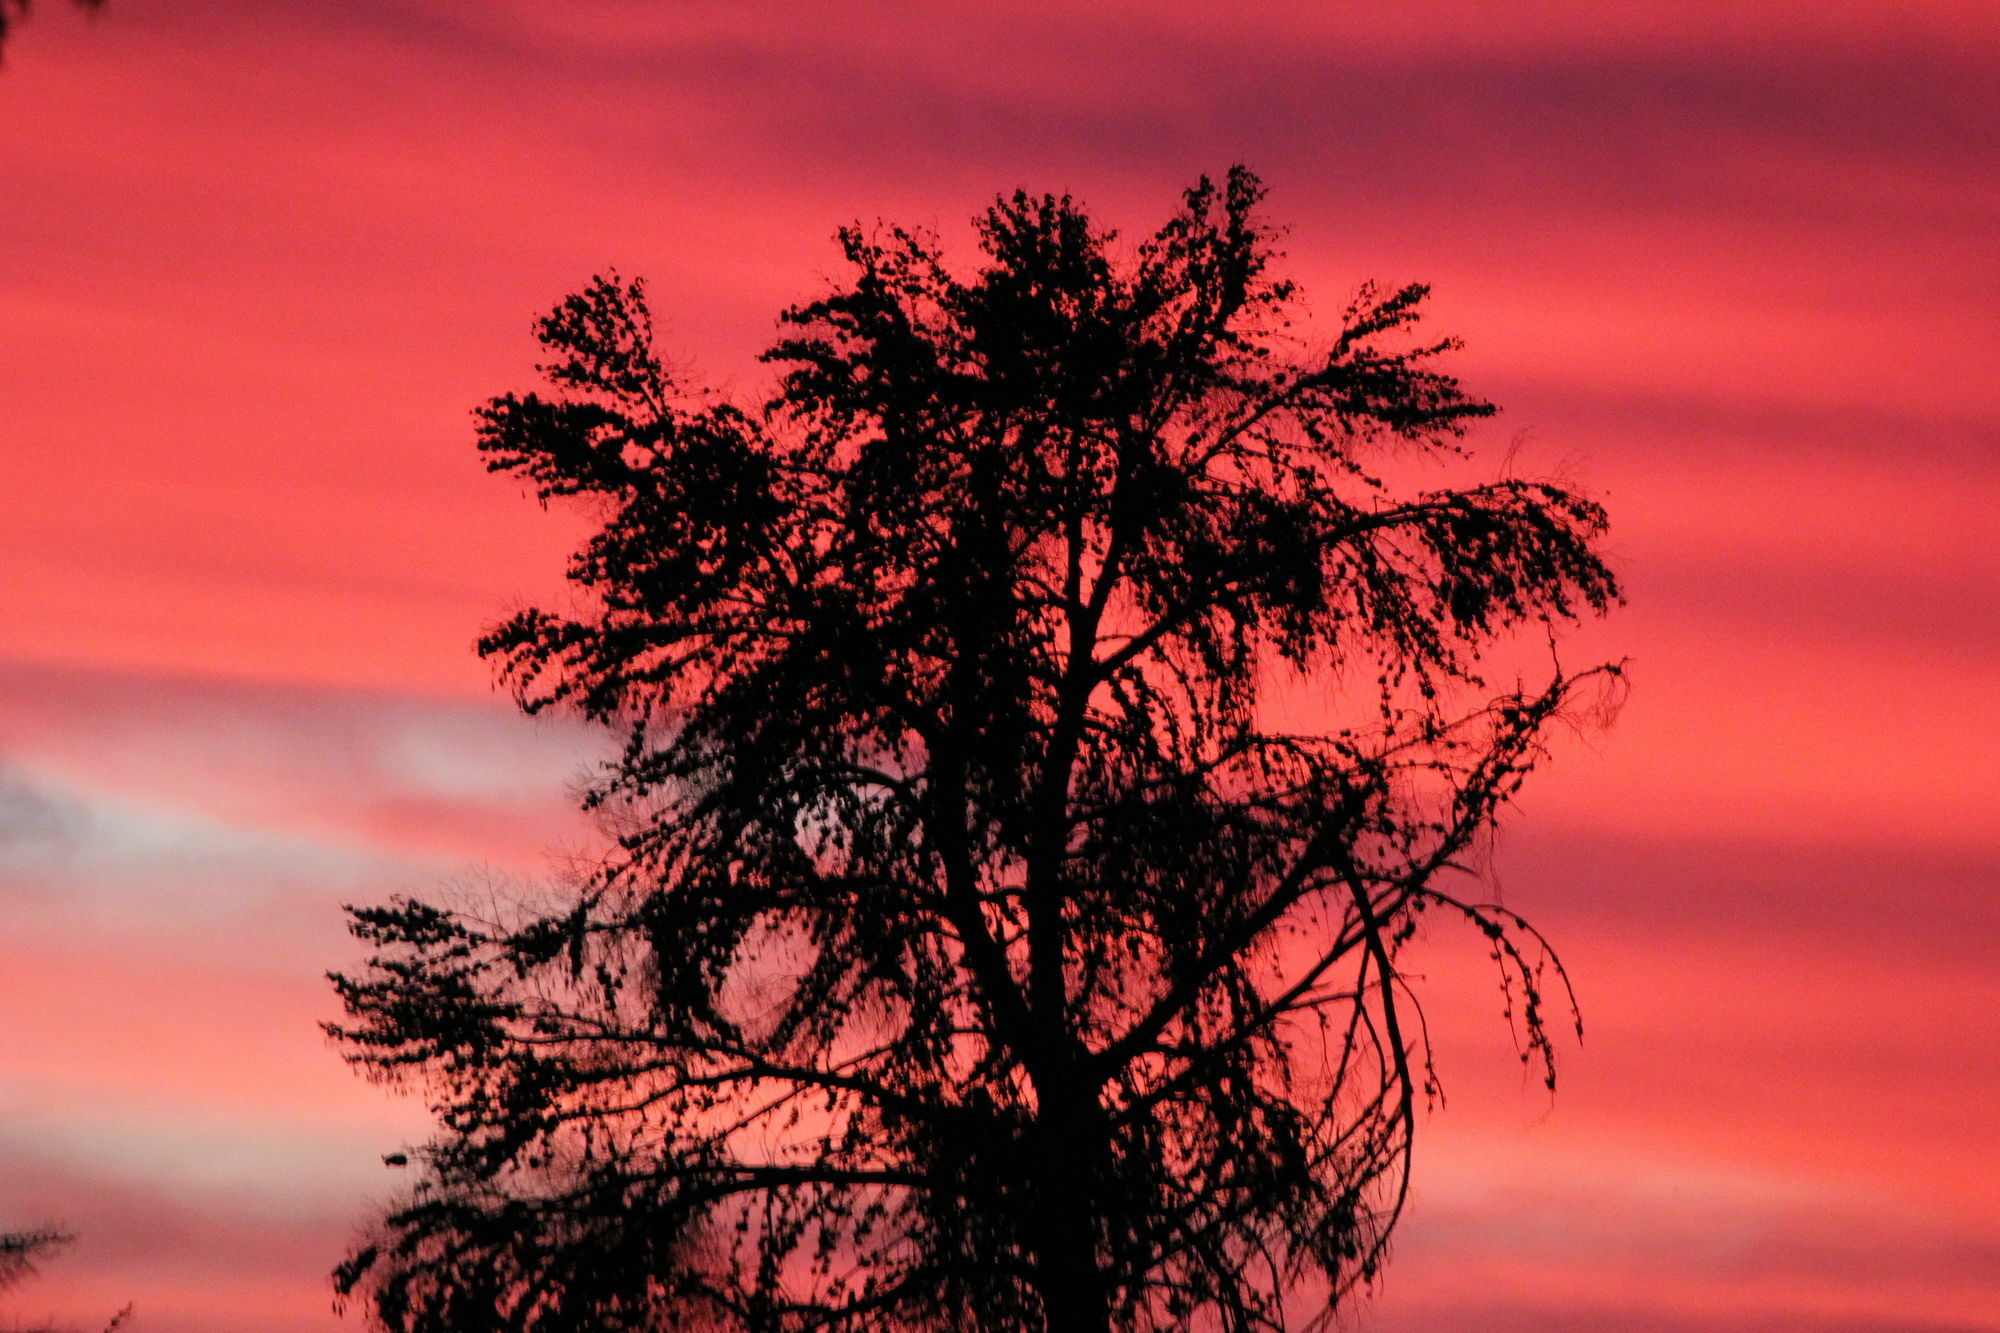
[331, 168, 1621, 1333]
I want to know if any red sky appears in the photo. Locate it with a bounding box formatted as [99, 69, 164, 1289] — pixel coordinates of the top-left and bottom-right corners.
[2, 2, 1996, 1329]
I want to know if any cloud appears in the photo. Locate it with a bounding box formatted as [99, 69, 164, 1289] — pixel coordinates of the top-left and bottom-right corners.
[0, 1145, 382, 1333]
[0, 659, 610, 870]
[1357, 1080, 2000, 1330]
[0, 765, 86, 849]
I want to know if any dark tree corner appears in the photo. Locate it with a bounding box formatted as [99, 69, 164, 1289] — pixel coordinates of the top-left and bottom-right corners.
[0, 0, 103, 57]
[330, 167, 1621, 1332]
[0, 1229, 133, 1333]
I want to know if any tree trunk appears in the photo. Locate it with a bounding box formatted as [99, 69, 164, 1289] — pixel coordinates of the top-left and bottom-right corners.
[1030, 1070, 1113, 1333]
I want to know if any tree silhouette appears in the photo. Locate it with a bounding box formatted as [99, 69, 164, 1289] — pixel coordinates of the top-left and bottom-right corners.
[0, 1229, 68, 1291]
[0, 1229, 131, 1333]
[332, 168, 1620, 1333]
[0, 1229, 65, 1333]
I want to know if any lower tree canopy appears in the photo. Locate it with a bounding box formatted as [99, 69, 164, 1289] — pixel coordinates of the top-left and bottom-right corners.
[331, 167, 1621, 1333]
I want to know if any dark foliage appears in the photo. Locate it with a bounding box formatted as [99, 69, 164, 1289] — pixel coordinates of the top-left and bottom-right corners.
[0, 1230, 132, 1332]
[332, 168, 1621, 1332]
[0, 1229, 69, 1292]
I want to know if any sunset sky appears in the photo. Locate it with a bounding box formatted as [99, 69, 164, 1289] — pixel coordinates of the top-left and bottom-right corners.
[2, 2, 1996, 1329]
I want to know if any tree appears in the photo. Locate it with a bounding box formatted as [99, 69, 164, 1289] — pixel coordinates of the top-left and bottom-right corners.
[332, 167, 1621, 1333]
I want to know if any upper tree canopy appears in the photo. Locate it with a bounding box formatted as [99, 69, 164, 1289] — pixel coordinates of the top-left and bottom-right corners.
[334, 168, 1620, 1333]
